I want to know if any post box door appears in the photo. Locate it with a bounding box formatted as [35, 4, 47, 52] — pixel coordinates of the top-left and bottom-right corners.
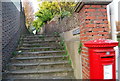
[100, 55, 116, 80]
[90, 49, 116, 79]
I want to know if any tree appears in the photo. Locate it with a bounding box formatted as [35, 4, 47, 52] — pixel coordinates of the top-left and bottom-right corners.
[32, 18, 44, 31]
[35, 9, 54, 23]
[33, 1, 76, 31]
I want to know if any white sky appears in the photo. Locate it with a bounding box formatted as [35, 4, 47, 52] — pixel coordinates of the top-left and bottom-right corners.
[20, 0, 39, 13]
[31, 0, 120, 13]
[31, 0, 39, 13]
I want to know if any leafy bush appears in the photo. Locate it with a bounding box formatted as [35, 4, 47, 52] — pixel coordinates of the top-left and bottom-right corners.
[32, 1, 76, 31]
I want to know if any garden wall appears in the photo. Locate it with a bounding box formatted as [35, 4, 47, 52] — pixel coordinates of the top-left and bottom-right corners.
[44, 13, 80, 35]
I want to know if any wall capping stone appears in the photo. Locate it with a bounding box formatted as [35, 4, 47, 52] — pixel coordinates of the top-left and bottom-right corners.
[74, 0, 112, 12]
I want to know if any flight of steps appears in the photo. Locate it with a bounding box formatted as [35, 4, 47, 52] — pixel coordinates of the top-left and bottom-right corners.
[3, 34, 75, 80]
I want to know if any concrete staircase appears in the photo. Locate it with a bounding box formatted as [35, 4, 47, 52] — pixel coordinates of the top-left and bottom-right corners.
[3, 34, 75, 80]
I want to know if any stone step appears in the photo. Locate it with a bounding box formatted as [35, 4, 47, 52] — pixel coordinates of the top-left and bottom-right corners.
[21, 42, 60, 47]
[16, 50, 65, 55]
[21, 36, 60, 40]
[22, 37, 60, 39]
[4, 34, 75, 80]
[10, 61, 69, 66]
[6, 68, 73, 79]
[16, 51, 66, 58]
[11, 54, 67, 60]
[22, 38, 60, 41]
[7, 68, 73, 74]
[18, 47, 63, 50]
[21, 38, 60, 41]
[21, 43, 61, 47]
[22, 40, 60, 44]
[15, 52, 66, 57]
[17, 47, 64, 52]
[15, 50, 65, 58]
[3, 75, 74, 80]
[8, 61, 70, 70]
[11, 55, 68, 63]
[23, 34, 60, 38]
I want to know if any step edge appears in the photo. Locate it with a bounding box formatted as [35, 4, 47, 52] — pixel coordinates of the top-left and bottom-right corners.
[7, 68, 73, 74]
[9, 61, 69, 66]
[16, 51, 65, 54]
[11, 55, 67, 60]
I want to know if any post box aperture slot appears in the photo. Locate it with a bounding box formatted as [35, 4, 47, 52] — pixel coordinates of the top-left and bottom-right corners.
[101, 56, 114, 58]
[100, 55, 115, 62]
[94, 50, 115, 53]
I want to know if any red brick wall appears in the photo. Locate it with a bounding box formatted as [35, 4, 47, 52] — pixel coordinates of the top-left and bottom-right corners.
[79, 5, 110, 79]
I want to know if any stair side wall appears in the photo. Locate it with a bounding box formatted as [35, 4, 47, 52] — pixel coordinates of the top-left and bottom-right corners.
[1, 0, 29, 73]
[60, 31, 82, 79]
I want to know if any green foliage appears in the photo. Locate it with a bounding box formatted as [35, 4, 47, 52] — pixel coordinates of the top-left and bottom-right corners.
[33, 9, 53, 31]
[39, 35, 44, 38]
[37, 0, 41, 1]
[12, 51, 17, 56]
[60, 11, 71, 19]
[78, 42, 82, 54]
[33, 1, 76, 31]
[60, 40, 64, 46]
[39, 35, 45, 41]
[60, 39, 72, 64]
[32, 19, 43, 31]
[117, 38, 120, 47]
[35, 9, 54, 22]
[54, 32, 60, 36]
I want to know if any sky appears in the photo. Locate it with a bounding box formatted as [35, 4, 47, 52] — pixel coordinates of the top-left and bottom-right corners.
[20, 0, 39, 13]
[6, 0, 120, 14]
[31, 0, 39, 13]
[31, 0, 120, 12]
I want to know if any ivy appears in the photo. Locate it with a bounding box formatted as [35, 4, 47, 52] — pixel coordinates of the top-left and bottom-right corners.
[78, 42, 82, 54]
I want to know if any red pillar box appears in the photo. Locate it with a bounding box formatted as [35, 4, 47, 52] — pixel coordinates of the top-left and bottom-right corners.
[84, 39, 119, 80]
